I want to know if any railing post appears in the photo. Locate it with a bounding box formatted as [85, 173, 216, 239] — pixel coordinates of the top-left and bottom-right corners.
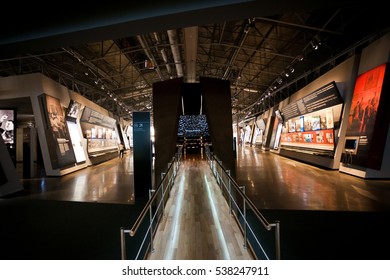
[161, 172, 166, 204]
[172, 156, 176, 187]
[227, 170, 232, 214]
[172, 156, 176, 177]
[218, 160, 223, 187]
[149, 189, 155, 254]
[216, 160, 221, 185]
[275, 220, 281, 260]
[239, 186, 247, 249]
[120, 227, 126, 260]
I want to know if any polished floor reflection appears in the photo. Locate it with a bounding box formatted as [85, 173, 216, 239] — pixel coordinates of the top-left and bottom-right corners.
[11, 145, 390, 212]
[235, 147, 390, 211]
[147, 154, 254, 260]
[4, 145, 390, 260]
[15, 153, 135, 204]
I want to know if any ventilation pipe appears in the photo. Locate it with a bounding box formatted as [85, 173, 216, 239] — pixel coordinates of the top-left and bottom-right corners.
[167, 29, 183, 78]
[153, 32, 172, 75]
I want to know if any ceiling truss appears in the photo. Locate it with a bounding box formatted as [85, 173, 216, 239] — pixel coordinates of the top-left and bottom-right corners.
[0, 5, 388, 124]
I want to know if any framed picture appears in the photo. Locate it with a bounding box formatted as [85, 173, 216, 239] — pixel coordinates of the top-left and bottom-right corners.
[0, 108, 16, 165]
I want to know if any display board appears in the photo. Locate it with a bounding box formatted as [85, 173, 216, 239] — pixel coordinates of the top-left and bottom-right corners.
[279, 81, 343, 156]
[0, 108, 16, 165]
[80, 107, 117, 128]
[344, 63, 389, 169]
[280, 81, 343, 120]
[133, 112, 152, 199]
[65, 99, 81, 123]
[66, 121, 86, 163]
[80, 107, 118, 157]
[177, 114, 210, 138]
[39, 94, 77, 169]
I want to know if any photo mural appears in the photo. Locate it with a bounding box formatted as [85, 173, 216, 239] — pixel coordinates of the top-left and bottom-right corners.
[39, 94, 77, 169]
[345, 63, 389, 169]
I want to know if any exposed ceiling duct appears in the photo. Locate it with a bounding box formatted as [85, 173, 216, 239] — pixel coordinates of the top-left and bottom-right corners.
[183, 26, 198, 83]
[167, 29, 183, 78]
[153, 32, 172, 76]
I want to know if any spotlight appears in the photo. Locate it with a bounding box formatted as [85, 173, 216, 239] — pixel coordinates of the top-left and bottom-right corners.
[310, 39, 321, 50]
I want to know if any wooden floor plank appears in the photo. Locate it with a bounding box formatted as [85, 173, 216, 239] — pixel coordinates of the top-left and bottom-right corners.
[146, 154, 254, 260]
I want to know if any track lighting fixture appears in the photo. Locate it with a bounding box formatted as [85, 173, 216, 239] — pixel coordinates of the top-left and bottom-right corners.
[310, 41, 317, 50]
[310, 38, 321, 50]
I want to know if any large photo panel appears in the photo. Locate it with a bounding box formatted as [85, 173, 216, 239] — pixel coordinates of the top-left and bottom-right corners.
[39, 94, 77, 169]
[345, 63, 389, 169]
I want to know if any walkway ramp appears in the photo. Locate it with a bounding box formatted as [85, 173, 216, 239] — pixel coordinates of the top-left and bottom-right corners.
[146, 155, 254, 260]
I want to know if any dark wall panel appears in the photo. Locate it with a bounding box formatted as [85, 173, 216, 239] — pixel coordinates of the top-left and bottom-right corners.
[152, 78, 183, 186]
[181, 83, 202, 115]
[133, 112, 152, 199]
[200, 76, 236, 179]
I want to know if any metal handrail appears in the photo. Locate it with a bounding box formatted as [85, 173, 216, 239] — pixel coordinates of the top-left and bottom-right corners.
[120, 146, 182, 259]
[205, 146, 281, 259]
[130, 148, 182, 237]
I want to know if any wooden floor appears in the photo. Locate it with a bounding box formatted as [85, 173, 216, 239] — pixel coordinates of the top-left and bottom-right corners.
[15, 145, 390, 211]
[146, 154, 254, 260]
[6, 145, 390, 260]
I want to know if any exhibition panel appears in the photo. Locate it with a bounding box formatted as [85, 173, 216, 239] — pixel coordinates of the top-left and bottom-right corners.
[0, 108, 16, 165]
[80, 106, 119, 164]
[343, 63, 390, 170]
[39, 93, 77, 169]
[278, 82, 343, 156]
